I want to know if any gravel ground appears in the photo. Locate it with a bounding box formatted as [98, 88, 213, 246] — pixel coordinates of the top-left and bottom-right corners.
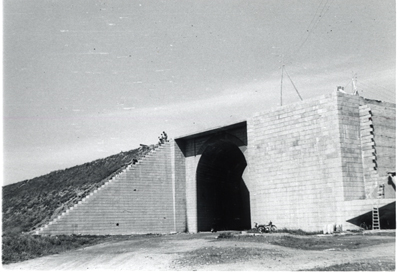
[3, 231, 396, 271]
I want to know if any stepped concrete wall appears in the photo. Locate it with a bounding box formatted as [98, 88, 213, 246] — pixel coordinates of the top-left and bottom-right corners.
[360, 98, 396, 199]
[36, 91, 395, 235]
[39, 142, 186, 235]
[334, 94, 396, 230]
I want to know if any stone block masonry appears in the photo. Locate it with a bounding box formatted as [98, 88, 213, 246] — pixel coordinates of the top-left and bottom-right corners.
[36, 91, 395, 235]
[245, 92, 395, 231]
[361, 98, 396, 199]
[358, 104, 379, 199]
[38, 142, 186, 235]
[247, 92, 345, 231]
[337, 93, 365, 201]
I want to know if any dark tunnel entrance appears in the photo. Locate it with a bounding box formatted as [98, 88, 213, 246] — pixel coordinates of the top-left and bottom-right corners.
[196, 141, 251, 231]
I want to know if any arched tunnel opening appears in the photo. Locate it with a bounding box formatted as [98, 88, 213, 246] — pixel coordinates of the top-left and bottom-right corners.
[196, 140, 251, 231]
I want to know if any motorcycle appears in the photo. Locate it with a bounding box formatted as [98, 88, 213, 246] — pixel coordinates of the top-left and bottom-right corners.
[254, 221, 277, 233]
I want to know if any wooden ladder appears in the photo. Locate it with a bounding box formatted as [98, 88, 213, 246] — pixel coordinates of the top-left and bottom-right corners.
[372, 206, 380, 230]
[372, 182, 384, 230]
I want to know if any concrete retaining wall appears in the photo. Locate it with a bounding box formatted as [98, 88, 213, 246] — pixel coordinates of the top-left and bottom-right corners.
[38, 142, 186, 235]
[247, 92, 345, 231]
[246, 92, 395, 231]
[337, 93, 366, 201]
[36, 91, 395, 235]
[361, 98, 396, 199]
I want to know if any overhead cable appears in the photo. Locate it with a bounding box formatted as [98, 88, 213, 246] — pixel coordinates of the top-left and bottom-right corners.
[286, 0, 333, 64]
[284, 67, 303, 101]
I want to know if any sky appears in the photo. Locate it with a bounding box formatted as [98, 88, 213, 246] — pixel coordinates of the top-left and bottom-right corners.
[2, 0, 396, 185]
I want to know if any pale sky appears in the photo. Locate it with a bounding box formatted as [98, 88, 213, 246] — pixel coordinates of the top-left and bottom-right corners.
[2, 0, 396, 185]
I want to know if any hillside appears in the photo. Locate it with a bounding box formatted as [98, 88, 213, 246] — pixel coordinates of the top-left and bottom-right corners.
[2, 144, 155, 234]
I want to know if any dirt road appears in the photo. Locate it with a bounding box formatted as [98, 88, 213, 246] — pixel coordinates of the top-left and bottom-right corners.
[3, 232, 396, 270]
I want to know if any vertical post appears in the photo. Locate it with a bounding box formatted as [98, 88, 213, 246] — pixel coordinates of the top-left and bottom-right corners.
[186, 139, 199, 233]
[352, 73, 359, 95]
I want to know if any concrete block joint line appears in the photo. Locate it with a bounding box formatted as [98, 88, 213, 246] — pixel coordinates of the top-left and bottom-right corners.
[35, 141, 171, 235]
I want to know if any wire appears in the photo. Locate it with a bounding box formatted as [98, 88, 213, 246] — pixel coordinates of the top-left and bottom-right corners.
[343, 79, 353, 90]
[271, 1, 333, 78]
[358, 80, 395, 95]
[279, 0, 324, 65]
[273, 0, 334, 105]
[284, 67, 303, 101]
[357, 83, 395, 102]
[286, 0, 333, 65]
[306, 0, 330, 36]
[305, 0, 326, 33]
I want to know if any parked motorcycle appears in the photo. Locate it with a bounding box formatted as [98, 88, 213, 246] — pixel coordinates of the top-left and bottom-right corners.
[267, 221, 277, 232]
[254, 221, 277, 233]
[254, 222, 266, 233]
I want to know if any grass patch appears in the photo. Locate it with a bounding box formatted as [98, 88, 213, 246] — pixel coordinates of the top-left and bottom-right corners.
[247, 227, 321, 235]
[2, 232, 165, 265]
[214, 232, 394, 251]
[2, 232, 118, 264]
[362, 230, 396, 236]
[269, 235, 394, 251]
[276, 228, 322, 235]
[304, 260, 395, 271]
[216, 232, 236, 239]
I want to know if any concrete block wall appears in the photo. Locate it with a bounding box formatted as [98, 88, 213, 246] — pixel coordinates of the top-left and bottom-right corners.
[247, 92, 345, 231]
[184, 154, 201, 233]
[34, 92, 394, 235]
[361, 98, 396, 199]
[336, 93, 365, 200]
[359, 104, 381, 199]
[172, 141, 187, 231]
[336, 95, 395, 230]
[38, 142, 186, 235]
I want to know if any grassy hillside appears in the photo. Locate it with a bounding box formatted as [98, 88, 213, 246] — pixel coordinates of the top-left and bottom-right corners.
[2, 145, 155, 234]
